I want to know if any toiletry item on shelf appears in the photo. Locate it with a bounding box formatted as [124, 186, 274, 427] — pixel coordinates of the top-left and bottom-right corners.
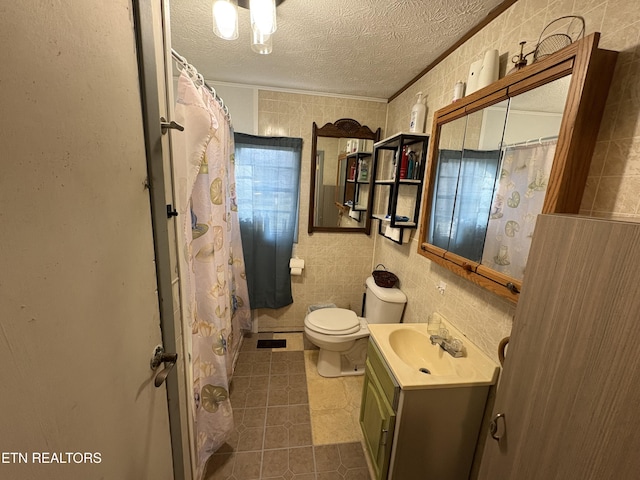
[453, 81, 465, 102]
[349, 162, 356, 180]
[359, 159, 369, 181]
[407, 151, 415, 179]
[409, 92, 427, 133]
[399, 147, 409, 179]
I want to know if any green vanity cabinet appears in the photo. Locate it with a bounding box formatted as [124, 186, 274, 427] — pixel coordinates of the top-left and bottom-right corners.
[361, 335, 493, 479]
[360, 339, 399, 480]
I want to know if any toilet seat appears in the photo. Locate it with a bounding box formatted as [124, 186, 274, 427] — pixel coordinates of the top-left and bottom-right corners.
[305, 308, 360, 335]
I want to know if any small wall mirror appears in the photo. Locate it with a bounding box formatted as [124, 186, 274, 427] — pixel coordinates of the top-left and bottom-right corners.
[309, 119, 381, 234]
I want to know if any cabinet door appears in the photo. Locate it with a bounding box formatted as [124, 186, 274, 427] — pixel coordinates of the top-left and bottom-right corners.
[360, 362, 396, 480]
[478, 214, 640, 479]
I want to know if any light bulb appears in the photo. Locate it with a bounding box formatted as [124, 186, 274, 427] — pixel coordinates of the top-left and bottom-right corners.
[251, 27, 272, 55]
[212, 0, 239, 40]
[249, 0, 277, 35]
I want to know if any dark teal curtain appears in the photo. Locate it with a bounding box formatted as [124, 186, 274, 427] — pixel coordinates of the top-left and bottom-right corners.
[430, 148, 501, 261]
[234, 133, 302, 309]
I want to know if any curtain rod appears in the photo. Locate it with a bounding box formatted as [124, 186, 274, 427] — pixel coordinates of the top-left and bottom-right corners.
[501, 135, 558, 149]
[170, 48, 231, 123]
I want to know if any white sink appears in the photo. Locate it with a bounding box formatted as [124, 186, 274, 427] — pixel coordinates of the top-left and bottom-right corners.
[368, 322, 499, 389]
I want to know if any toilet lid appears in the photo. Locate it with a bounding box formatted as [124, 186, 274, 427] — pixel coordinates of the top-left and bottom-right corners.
[306, 308, 360, 335]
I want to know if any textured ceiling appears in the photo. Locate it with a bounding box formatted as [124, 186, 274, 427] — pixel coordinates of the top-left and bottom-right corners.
[169, 0, 506, 99]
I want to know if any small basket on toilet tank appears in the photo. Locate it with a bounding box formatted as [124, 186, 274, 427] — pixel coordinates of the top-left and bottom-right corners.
[372, 264, 399, 288]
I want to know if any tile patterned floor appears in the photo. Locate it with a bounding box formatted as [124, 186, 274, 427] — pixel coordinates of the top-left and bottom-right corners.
[304, 350, 364, 446]
[204, 333, 372, 480]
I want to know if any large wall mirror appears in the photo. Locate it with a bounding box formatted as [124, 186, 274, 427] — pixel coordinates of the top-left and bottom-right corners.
[419, 33, 618, 302]
[309, 119, 381, 234]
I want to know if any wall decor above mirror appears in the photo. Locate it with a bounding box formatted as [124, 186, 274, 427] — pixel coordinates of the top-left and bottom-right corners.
[309, 119, 381, 234]
[418, 33, 618, 303]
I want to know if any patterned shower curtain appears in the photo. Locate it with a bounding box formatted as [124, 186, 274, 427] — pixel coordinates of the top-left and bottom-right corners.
[482, 141, 557, 280]
[172, 71, 251, 479]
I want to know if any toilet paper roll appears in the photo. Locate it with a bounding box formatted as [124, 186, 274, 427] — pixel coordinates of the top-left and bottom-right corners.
[290, 267, 303, 276]
[477, 49, 499, 90]
[289, 258, 305, 269]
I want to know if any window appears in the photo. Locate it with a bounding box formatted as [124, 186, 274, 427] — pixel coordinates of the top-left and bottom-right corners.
[234, 133, 302, 309]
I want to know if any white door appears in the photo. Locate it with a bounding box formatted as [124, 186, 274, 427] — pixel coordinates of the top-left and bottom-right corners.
[0, 1, 175, 478]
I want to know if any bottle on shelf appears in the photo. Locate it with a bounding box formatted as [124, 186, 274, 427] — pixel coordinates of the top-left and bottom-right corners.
[399, 147, 409, 179]
[413, 158, 421, 180]
[359, 158, 369, 181]
[409, 92, 427, 133]
[407, 151, 415, 179]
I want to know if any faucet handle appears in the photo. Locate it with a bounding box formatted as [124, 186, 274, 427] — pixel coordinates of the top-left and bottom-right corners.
[438, 328, 450, 341]
[449, 338, 464, 355]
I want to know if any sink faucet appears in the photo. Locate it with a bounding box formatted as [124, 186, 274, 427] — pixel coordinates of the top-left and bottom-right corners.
[430, 333, 465, 358]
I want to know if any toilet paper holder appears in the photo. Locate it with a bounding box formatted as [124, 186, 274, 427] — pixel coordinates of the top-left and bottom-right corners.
[289, 257, 305, 276]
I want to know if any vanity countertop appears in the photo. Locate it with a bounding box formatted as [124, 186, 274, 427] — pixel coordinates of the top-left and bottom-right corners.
[368, 322, 499, 390]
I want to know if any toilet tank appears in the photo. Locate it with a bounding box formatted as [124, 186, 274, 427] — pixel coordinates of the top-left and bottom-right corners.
[364, 276, 407, 324]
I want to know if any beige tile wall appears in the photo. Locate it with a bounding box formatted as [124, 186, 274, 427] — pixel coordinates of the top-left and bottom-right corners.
[380, 0, 640, 363]
[255, 91, 388, 331]
[253, 0, 640, 361]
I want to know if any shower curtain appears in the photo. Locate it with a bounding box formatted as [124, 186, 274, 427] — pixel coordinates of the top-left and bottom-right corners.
[172, 70, 251, 479]
[482, 141, 557, 280]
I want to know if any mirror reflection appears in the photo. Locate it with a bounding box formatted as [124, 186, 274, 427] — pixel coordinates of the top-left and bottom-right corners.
[427, 75, 571, 278]
[313, 137, 341, 227]
[430, 101, 509, 261]
[481, 76, 570, 279]
[309, 119, 380, 233]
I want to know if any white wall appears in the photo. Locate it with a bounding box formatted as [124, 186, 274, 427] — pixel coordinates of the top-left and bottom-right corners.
[171, 74, 257, 134]
[208, 82, 258, 134]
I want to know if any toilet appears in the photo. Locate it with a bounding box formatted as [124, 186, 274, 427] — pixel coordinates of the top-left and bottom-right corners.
[304, 276, 407, 377]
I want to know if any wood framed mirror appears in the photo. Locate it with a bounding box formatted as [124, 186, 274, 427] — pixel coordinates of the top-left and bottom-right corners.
[309, 118, 381, 234]
[418, 33, 618, 303]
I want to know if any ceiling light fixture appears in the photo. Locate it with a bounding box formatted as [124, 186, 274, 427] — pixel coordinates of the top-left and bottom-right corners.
[251, 28, 272, 55]
[212, 0, 239, 40]
[212, 0, 285, 54]
[249, 0, 277, 36]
